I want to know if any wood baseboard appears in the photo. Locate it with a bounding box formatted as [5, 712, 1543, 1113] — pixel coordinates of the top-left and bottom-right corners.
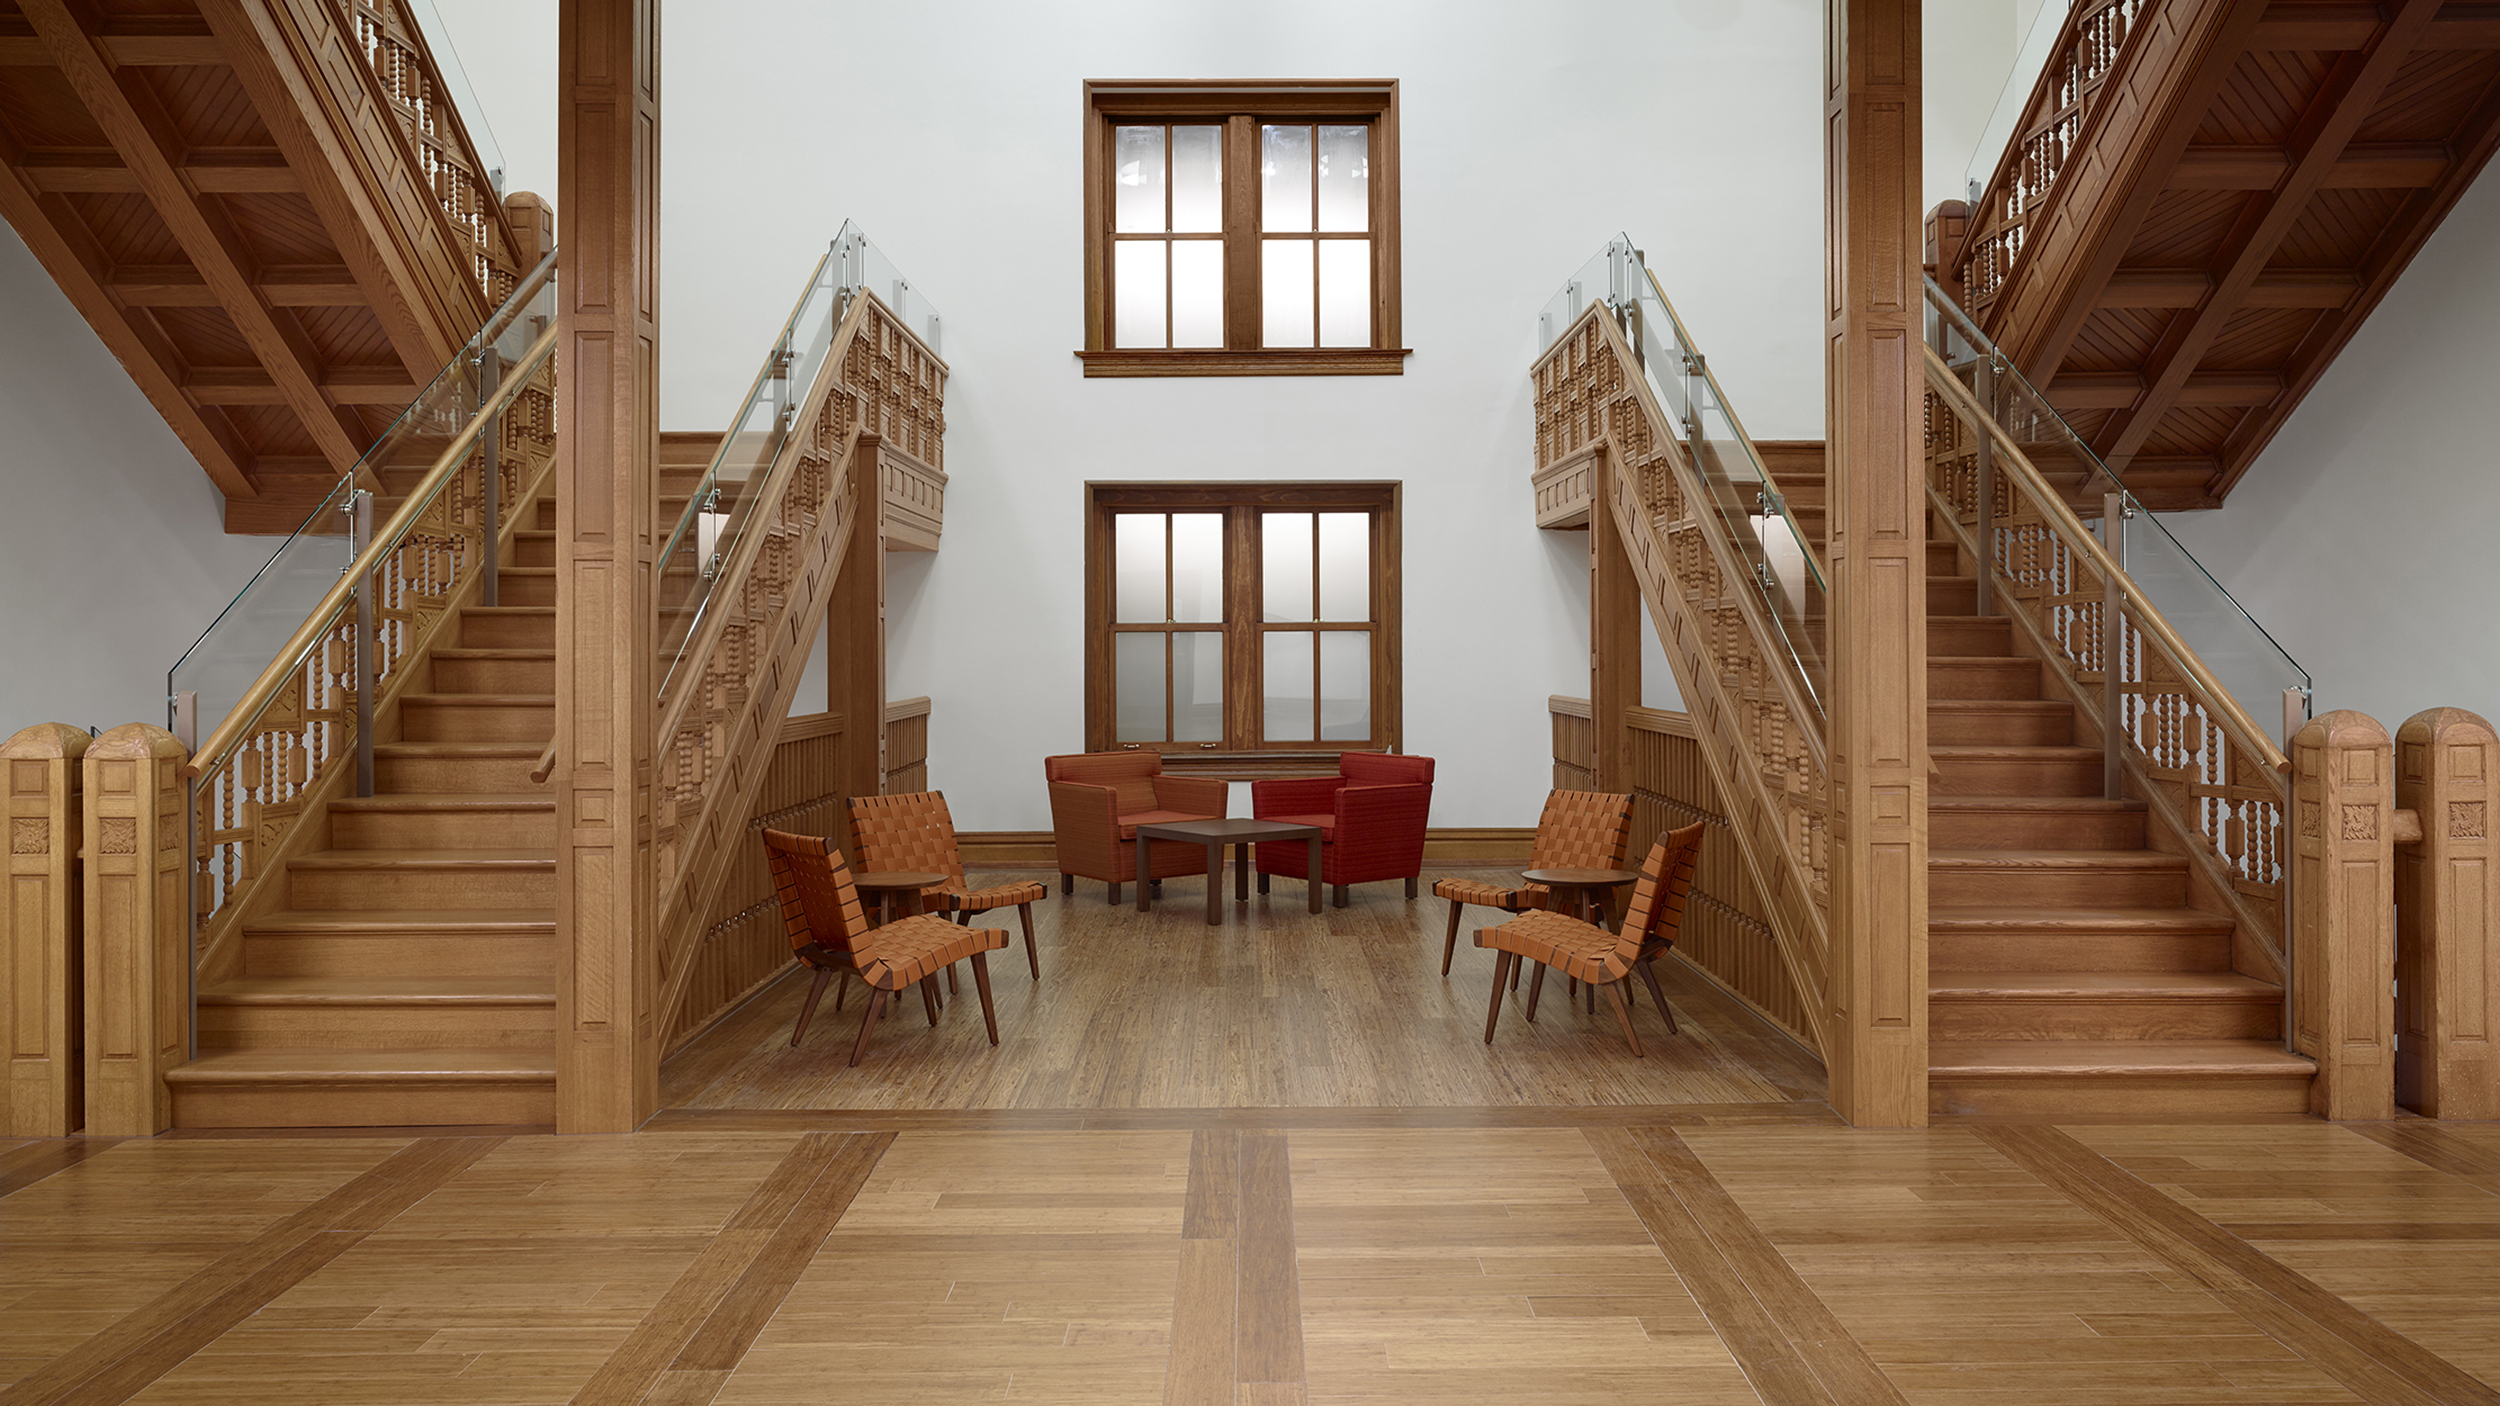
[959, 827, 1535, 868]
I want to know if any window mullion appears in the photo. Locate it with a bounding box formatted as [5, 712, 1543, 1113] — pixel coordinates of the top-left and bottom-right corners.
[1224, 115, 1258, 352]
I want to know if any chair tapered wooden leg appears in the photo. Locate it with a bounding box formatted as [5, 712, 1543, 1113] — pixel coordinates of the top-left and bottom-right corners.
[1587, 979, 1597, 1015]
[791, 968, 832, 1047]
[1333, 885, 1349, 908]
[1602, 980, 1644, 1056]
[1483, 951, 1512, 1044]
[847, 989, 887, 1067]
[1405, 876, 1418, 899]
[1018, 903, 1040, 979]
[1526, 962, 1546, 1022]
[833, 971, 850, 1013]
[970, 951, 999, 1045]
[1108, 882, 1122, 906]
[1511, 952, 1523, 990]
[1440, 901, 1464, 975]
[1638, 959, 1678, 1034]
[1061, 873, 1074, 895]
[919, 975, 941, 1026]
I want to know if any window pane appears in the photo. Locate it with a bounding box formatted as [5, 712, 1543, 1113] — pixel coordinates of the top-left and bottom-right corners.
[1113, 513, 1165, 623]
[1114, 125, 1165, 234]
[1171, 241, 1223, 349]
[1263, 631, 1315, 741]
[1116, 632, 1167, 742]
[1261, 239, 1314, 349]
[1173, 631, 1224, 742]
[1317, 125, 1368, 232]
[1317, 512, 1369, 620]
[1172, 125, 1222, 233]
[1262, 512, 1312, 622]
[1260, 124, 1311, 233]
[1113, 240, 1166, 350]
[1170, 512, 1223, 622]
[1318, 240, 1371, 348]
[1319, 631, 1371, 741]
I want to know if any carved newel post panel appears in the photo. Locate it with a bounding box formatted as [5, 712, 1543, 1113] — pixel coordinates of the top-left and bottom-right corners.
[4, 723, 86, 1136]
[81, 724, 187, 1137]
[2395, 707, 2500, 1119]
[2292, 710, 2396, 1121]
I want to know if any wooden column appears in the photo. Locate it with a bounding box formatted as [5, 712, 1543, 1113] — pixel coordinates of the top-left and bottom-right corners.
[2394, 707, 2500, 1119]
[553, 0, 660, 1134]
[4, 723, 86, 1136]
[1591, 445, 1640, 797]
[81, 724, 186, 1137]
[827, 434, 888, 857]
[1823, 0, 1930, 1124]
[2292, 710, 2397, 1121]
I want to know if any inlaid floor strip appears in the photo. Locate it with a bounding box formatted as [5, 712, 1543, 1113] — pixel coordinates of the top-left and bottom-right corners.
[0, 1138, 114, 1199]
[642, 1102, 1842, 1135]
[2346, 1119, 2500, 1197]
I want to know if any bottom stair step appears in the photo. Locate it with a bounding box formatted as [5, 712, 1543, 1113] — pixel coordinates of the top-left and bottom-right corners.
[1928, 1039, 2316, 1118]
[1930, 970, 2281, 1040]
[166, 1047, 556, 1129]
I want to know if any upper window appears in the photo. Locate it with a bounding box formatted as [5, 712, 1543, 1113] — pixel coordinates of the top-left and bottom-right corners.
[1082, 82, 1406, 377]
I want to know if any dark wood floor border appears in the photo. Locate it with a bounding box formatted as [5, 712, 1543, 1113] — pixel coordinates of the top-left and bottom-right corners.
[641, 1102, 1840, 1135]
[1975, 1125, 2500, 1406]
[1587, 1126, 1911, 1406]
[0, 1135, 502, 1406]
[2344, 1120, 2500, 1197]
[0, 1137, 116, 1198]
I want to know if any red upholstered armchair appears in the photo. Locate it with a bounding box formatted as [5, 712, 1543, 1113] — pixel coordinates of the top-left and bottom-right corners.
[1043, 752, 1228, 904]
[1250, 752, 1435, 908]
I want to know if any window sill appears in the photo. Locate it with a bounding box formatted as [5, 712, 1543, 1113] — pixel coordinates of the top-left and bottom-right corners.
[1077, 348, 1412, 378]
[1123, 749, 1380, 781]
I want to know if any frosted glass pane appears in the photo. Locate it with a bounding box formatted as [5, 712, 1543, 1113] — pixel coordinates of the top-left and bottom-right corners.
[1173, 632, 1223, 743]
[1114, 126, 1164, 233]
[1261, 124, 1310, 232]
[1262, 239, 1314, 349]
[1113, 240, 1166, 349]
[1172, 125, 1222, 233]
[1262, 512, 1312, 621]
[1318, 240, 1371, 348]
[1171, 241, 1223, 349]
[1113, 514, 1165, 622]
[1170, 512, 1223, 623]
[1116, 633, 1166, 742]
[1319, 631, 1371, 741]
[1264, 631, 1315, 741]
[1317, 512, 1369, 620]
[1317, 125, 1368, 232]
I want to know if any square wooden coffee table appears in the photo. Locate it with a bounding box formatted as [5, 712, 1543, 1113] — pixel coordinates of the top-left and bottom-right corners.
[1133, 818, 1323, 925]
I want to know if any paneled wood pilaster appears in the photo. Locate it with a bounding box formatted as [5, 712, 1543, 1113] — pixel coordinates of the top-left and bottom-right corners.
[1590, 447, 1640, 798]
[1824, 0, 1929, 1125]
[827, 435, 887, 859]
[553, 0, 659, 1134]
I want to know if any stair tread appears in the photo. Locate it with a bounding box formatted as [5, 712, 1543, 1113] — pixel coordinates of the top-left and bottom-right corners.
[330, 793, 554, 812]
[1931, 744, 2101, 758]
[1931, 970, 2279, 999]
[401, 693, 555, 705]
[1930, 905, 2238, 931]
[373, 742, 541, 755]
[431, 648, 556, 660]
[292, 848, 554, 869]
[1930, 849, 2187, 869]
[1929, 796, 2145, 811]
[202, 976, 553, 1005]
[462, 606, 554, 615]
[1930, 699, 2069, 711]
[245, 908, 555, 934]
[167, 1048, 556, 1084]
[1930, 1039, 2314, 1077]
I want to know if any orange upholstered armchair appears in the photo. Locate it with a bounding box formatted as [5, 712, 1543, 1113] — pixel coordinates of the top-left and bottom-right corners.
[848, 791, 1046, 981]
[1250, 752, 1435, 908]
[762, 829, 1011, 1066]
[1475, 823, 1705, 1056]
[1433, 789, 1634, 974]
[1043, 752, 1228, 904]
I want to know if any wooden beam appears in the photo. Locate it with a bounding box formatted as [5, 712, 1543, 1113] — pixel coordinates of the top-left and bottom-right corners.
[184, 365, 419, 405]
[2169, 142, 2450, 189]
[118, 263, 368, 307]
[1591, 442, 1639, 798]
[19, 149, 302, 193]
[2047, 370, 2283, 409]
[2249, 3, 2381, 48]
[825, 436, 888, 862]
[0, 33, 222, 65]
[2100, 267, 2361, 308]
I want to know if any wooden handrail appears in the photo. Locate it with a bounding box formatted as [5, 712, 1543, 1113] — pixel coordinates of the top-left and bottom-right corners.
[187, 319, 561, 779]
[1920, 342, 2289, 778]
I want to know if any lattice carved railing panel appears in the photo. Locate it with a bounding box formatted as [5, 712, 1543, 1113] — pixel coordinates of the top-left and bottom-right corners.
[342, 0, 522, 305]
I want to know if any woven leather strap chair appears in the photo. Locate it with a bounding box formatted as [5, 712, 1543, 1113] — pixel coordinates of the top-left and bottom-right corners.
[1475, 822, 1704, 1057]
[762, 828, 1011, 1066]
[1044, 752, 1227, 904]
[1250, 752, 1435, 907]
[848, 791, 1046, 980]
[1432, 789, 1634, 975]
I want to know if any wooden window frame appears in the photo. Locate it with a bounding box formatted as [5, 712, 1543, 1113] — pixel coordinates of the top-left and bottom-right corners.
[1080, 80, 1408, 378]
[1084, 481, 1404, 778]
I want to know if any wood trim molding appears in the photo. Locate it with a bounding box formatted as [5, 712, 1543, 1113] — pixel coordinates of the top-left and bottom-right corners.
[959, 826, 1535, 868]
[1077, 349, 1410, 378]
[883, 696, 931, 724]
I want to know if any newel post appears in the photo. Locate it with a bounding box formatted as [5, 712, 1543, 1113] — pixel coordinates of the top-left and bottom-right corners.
[4, 723, 88, 1136]
[81, 724, 189, 1136]
[2291, 710, 2397, 1120]
[2394, 707, 2500, 1118]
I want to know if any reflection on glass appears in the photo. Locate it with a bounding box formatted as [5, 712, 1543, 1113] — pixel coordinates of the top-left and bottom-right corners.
[1317, 241, 1370, 348]
[1264, 631, 1315, 740]
[1114, 126, 1164, 233]
[1262, 239, 1314, 348]
[1172, 241, 1223, 348]
[1114, 240, 1166, 349]
[1114, 514, 1165, 622]
[1317, 512, 1368, 619]
[1261, 124, 1311, 232]
[1319, 631, 1370, 740]
[1172, 125, 1222, 233]
[1263, 512, 1313, 620]
[1316, 125, 1368, 231]
[1170, 513, 1223, 622]
[1116, 633, 1166, 742]
[1173, 632, 1224, 742]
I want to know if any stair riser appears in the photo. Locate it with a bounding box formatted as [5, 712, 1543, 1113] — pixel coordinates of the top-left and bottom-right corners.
[1929, 1075, 2311, 1118]
[375, 753, 541, 792]
[1929, 809, 2147, 850]
[1931, 998, 2281, 1041]
[513, 535, 556, 568]
[1928, 619, 2013, 656]
[171, 1082, 555, 1130]
[291, 866, 555, 910]
[198, 1006, 555, 1049]
[534, 500, 557, 530]
[493, 574, 557, 607]
[243, 933, 555, 979]
[1931, 865, 2187, 907]
[1933, 753, 2103, 795]
[1926, 540, 1960, 574]
[401, 700, 555, 743]
[1929, 928, 2233, 972]
[430, 655, 555, 692]
[1930, 659, 2043, 700]
[329, 808, 557, 850]
[1930, 707, 2074, 746]
[460, 612, 556, 649]
[1929, 579, 1977, 614]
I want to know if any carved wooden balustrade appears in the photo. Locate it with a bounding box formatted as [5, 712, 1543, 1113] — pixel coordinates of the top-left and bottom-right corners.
[341, 0, 522, 305]
[1532, 305, 1833, 1053]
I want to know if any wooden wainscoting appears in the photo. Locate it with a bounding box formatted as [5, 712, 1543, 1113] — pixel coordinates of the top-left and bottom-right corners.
[886, 697, 930, 794]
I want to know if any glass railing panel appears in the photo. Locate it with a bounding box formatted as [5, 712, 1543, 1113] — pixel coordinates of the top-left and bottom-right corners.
[1962, 0, 2077, 205]
[1536, 244, 1624, 352]
[397, 0, 506, 194]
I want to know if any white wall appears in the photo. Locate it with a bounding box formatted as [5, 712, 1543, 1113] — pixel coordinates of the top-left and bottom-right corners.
[2160, 162, 2500, 733]
[0, 229, 282, 734]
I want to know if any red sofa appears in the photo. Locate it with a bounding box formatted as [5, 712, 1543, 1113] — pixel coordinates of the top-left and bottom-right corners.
[1251, 752, 1435, 907]
[1043, 752, 1228, 904]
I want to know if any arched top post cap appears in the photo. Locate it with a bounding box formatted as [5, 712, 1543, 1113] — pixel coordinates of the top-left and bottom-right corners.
[2397, 707, 2497, 747]
[0, 722, 90, 761]
[2295, 709, 2391, 749]
[87, 723, 186, 763]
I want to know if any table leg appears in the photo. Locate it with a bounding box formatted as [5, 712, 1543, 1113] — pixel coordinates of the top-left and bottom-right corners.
[1235, 843, 1250, 902]
[1204, 842, 1222, 926]
[1136, 834, 1152, 914]
[1306, 836, 1323, 915]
